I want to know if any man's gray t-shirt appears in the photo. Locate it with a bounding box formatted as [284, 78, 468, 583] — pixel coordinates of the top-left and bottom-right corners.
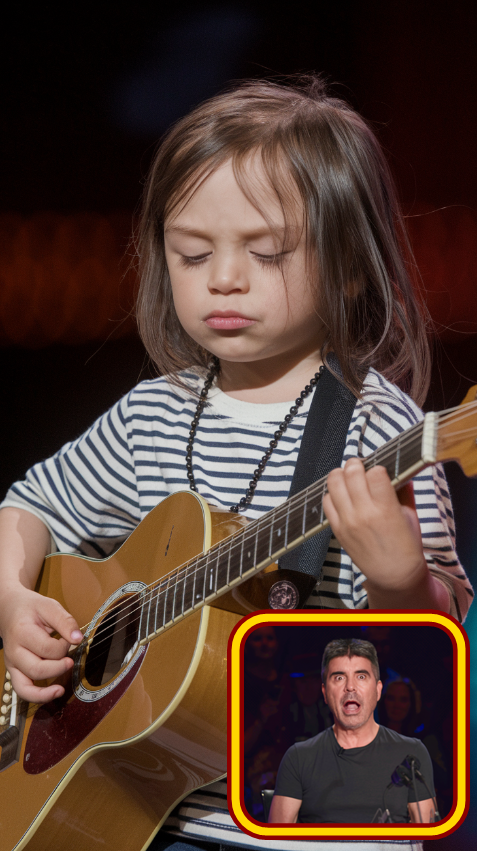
[274, 726, 435, 823]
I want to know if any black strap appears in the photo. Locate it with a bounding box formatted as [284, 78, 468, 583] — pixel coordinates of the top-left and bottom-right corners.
[279, 356, 358, 579]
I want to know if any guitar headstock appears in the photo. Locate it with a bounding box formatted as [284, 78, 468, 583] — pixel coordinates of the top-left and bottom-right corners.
[436, 385, 477, 476]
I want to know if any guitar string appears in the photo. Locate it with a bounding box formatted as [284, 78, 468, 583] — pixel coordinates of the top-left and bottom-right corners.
[75, 408, 468, 648]
[19, 400, 477, 713]
[74, 403, 477, 654]
[75, 429, 431, 655]
[76, 423, 425, 640]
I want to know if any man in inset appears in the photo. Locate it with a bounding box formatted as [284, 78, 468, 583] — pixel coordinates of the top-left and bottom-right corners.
[269, 638, 436, 824]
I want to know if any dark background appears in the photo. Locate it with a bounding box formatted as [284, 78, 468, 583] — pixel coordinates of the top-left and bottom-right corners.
[1, 2, 477, 847]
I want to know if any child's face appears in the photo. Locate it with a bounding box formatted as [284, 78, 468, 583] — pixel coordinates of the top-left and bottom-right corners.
[164, 158, 325, 380]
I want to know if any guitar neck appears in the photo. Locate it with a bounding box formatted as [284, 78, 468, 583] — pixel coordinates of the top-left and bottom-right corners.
[138, 411, 442, 644]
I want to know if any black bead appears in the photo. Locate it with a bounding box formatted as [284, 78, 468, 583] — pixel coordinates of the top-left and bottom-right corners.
[290, 405, 299, 415]
[239, 497, 248, 505]
[274, 430, 282, 440]
[295, 397, 304, 407]
[253, 468, 261, 477]
[249, 481, 257, 490]
[300, 389, 308, 399]
[284, 413, 293, 423]
[270, 439, 278, 448]
[187, 472, 194, 481]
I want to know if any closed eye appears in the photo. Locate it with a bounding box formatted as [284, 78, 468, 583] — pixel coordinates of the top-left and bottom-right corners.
[252, 251, 290, 267]
[178, 253, 211, 268]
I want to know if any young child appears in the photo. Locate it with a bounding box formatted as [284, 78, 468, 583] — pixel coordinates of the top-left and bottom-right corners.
[0, 76, 471, 851]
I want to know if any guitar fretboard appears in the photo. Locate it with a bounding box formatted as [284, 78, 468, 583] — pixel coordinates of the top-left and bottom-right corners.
[137, 413, 435, 643]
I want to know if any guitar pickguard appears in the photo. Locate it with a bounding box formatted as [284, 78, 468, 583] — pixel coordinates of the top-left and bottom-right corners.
[24, 647, 146, 775]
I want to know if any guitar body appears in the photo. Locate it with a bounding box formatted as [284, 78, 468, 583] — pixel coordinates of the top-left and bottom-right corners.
[3, 387, 476, 850]
[0, 491, 284, 851]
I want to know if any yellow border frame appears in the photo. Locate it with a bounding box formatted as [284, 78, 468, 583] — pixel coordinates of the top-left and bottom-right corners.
[228, 610, 468, 840]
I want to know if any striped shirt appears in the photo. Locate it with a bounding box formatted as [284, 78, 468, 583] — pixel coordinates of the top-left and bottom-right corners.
[1, 368, 471, 850]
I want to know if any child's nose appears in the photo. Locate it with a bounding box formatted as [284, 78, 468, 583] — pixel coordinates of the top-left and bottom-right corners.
[208, 253, 249, 294]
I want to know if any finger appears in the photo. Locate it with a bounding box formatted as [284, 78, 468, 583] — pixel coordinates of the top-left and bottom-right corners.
[17, 623, 72, 661]
[10, 645, 74, 683]
[342, 458, 375, 504]
[326, 464, 357, 514]
[37, 599, 83, 645]
[360, 468, 401, 517]
[9, 667, 68, 704]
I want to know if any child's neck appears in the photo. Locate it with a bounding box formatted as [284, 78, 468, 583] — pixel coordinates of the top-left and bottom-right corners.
[217, 351, 323, 403]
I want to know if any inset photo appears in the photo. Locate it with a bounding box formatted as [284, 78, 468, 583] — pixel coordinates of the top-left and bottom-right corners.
[228, 611, 468, 841]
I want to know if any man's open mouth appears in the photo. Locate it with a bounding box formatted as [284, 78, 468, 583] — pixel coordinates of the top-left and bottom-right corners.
[342, 699, 361, 714]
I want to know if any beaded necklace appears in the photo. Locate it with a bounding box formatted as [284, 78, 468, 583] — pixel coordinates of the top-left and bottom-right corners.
[186, 358, 324, 513]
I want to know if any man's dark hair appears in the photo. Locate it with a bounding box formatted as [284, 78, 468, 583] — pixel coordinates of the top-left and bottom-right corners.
[321, 638, 380, 682]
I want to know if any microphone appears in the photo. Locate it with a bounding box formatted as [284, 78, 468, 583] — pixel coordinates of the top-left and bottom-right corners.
[390, 754, 440, 822]
[391, 755, 421, 787]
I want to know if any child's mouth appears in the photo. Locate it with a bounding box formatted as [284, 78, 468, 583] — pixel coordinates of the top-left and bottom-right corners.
[205, 313, 256, 330]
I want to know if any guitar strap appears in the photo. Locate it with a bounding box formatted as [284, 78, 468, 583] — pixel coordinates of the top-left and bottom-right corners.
[279, 355, 358, 580]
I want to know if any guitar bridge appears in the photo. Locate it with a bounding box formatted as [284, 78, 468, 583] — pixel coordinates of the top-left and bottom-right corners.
[0, 671, 26, 772]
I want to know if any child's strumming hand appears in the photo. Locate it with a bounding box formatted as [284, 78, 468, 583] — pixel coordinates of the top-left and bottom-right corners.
[0, 586, 83, 704]
[323, 458, 450, 611]
[0, 507, 83, 704]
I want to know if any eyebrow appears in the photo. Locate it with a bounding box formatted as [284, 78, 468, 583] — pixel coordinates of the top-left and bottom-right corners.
[331, 669, 370, 677]
[165, 224, 288, 239]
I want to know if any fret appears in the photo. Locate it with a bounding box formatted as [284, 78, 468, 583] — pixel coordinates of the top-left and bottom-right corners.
[227, 541, 243, 584]
[143, 587, 153, 639]
[192, 559, 207, 606]
[226, 539, 232, 585]
[215, 542, 231, 591]
[170, 571, 181, 621]
[284, 503, 290, 549]
[190, 559, 198, 607]
[163, 573, 175, 625]
[253, 519, 272, 567]
[269, 509, 289, 555]
[240, 528, 257, 574]
[204, 550, 219, 599]
[303, 488, 325, 536]
[153, 576, 168, 630]
[394, 435, 401, 479]
[284, 501, 306, 548]
[138, 588, 152, 641]
[182, 562, 195, 613]
[397, 432, 423, 478]
[302, 491, 308, 537]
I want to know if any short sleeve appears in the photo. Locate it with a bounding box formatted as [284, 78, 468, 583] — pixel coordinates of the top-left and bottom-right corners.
[274, 745, 304, 801]
[1, 392, 140, 557]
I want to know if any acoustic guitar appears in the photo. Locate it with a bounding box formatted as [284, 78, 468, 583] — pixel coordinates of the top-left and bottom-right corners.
[1, 387, 476, 851]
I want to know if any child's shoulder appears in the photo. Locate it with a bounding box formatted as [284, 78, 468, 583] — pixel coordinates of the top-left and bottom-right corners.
[353, 368, 424, 439]
[122, 369, 204, 409]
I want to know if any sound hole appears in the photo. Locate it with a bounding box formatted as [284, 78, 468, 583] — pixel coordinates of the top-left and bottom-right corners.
[84, 594, 140, 687]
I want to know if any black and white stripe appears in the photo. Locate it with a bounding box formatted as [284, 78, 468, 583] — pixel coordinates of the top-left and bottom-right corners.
[1, 368, 470, 851]
[3, 368, 472, 617]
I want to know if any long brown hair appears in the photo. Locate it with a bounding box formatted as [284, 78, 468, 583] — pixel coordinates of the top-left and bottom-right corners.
[136, 75, 430, 404]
